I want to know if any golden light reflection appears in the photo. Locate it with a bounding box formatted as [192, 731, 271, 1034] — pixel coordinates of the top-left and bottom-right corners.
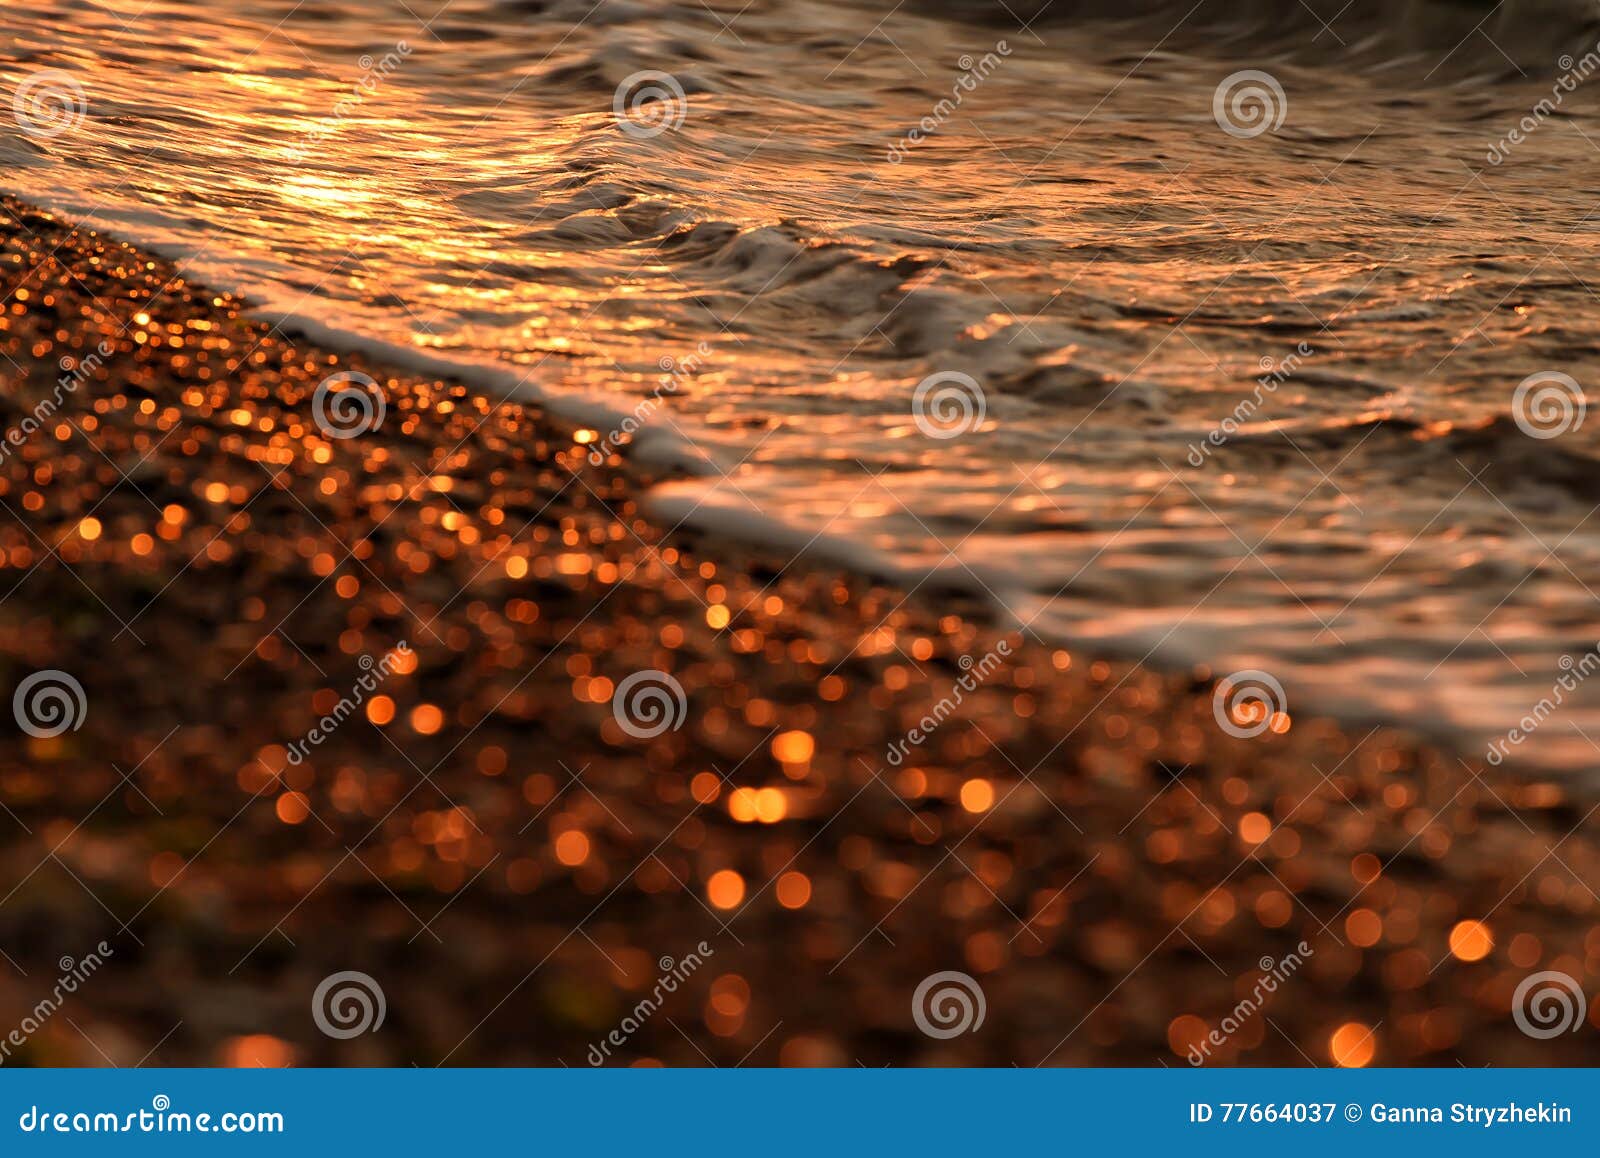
[1330, 1022, 1377, 1068]
[959, 778, 994, 813]
[1448, 920, 1493, 962]
[707, 870, 745, 909]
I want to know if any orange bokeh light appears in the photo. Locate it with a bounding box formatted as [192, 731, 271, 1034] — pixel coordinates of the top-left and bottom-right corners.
[554, 830, 590, 866]
[1449, 919, 1493, 962]
[1330, 1022, 1376, 1067]
[959, 778, 994, 813]
[707, 869, 745, 909]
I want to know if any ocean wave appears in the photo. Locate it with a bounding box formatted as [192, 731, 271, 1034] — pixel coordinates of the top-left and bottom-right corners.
[910, 0, 1600, 76]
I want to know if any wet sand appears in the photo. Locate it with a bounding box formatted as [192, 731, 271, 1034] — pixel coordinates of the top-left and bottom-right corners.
[0, 195, 1596, 1067]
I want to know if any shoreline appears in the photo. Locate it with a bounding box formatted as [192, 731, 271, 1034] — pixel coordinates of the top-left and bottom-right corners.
[0, 194, 1596, 1066]
[0, 184, 1550, 781]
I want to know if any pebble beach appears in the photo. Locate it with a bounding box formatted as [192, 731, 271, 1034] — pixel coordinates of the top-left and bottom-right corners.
[2, 195, 1598, 1067]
